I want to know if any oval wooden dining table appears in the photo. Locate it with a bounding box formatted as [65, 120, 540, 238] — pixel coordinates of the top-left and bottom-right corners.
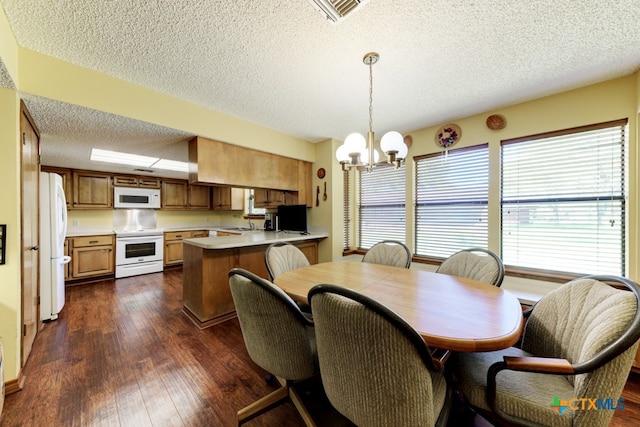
[274, 261, 524, 353]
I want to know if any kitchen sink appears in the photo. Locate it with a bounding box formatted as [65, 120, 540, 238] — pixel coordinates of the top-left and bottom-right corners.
[220, 227, 255, 231]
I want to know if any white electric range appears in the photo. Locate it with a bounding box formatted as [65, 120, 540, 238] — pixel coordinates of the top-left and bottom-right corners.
[113, 209, 164, 278]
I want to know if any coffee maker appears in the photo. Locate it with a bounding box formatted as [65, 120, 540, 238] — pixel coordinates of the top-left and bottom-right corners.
[264, 213, 275, 231]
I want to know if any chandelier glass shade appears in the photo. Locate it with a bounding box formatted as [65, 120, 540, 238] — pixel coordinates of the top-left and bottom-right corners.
[335, 52, 407, 171]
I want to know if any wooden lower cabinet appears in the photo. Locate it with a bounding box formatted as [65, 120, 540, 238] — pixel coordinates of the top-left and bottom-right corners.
[164, 230, 209, 266]
[68, 235, 115, 279]
[182, 239, 321, 328]
[64, 238, 71, 280]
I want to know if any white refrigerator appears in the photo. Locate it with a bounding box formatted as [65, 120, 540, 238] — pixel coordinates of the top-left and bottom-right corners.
[40, 172, 71, 321]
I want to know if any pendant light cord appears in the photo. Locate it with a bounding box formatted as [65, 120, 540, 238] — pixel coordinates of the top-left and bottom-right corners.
[368, 59, 374, 134]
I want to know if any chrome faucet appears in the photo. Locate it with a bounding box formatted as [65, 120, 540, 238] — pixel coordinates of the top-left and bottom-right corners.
[247, 219, 255, 231]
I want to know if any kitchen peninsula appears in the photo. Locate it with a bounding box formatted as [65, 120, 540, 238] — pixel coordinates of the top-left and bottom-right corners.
[181, 230, 327, 328]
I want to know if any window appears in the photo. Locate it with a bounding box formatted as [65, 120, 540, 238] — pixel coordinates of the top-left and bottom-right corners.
[415, 145, 489, 258]
[359, 165, 406, 249]
[501, 120, 627, 276]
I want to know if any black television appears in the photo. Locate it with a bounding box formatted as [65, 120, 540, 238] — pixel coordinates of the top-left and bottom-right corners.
[277, 204, 308, 234]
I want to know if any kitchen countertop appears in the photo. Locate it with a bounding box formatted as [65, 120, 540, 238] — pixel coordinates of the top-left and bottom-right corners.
[183, 230, 328, 250]
[65, 225, 252, 237]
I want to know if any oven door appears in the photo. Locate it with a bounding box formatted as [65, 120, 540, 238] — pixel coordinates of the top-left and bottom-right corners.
[116, 235, 163, 266]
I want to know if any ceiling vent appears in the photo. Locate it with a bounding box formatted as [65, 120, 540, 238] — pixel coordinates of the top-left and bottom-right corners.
[306, 0, 371, 25]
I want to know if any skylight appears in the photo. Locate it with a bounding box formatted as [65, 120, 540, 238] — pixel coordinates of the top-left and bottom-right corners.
[90, 148, 189, 173]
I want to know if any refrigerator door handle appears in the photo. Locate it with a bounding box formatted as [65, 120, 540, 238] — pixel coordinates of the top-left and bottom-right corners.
[61, 255, 71, 264]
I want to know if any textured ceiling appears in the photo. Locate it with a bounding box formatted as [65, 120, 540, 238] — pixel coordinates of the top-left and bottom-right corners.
[2, 0, 640, 178]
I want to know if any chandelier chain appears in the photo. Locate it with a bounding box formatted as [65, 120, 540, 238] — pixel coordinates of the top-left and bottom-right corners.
[368, 59, 373, 133]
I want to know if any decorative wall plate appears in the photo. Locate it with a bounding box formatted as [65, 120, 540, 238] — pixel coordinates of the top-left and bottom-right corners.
[435, 124, 461, 149]
[486, 114, 506, 130]
[403, 134, 413, 148]
[317, 167, 326, 179]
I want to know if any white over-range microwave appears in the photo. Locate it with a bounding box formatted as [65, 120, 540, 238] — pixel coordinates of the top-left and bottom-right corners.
[114, 187, 161, 209]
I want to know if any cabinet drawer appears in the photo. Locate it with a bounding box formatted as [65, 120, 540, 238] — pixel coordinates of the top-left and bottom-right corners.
[191, 230, 210, 238]
[73, 235, 114, 247]
[165, 231, 192, 241]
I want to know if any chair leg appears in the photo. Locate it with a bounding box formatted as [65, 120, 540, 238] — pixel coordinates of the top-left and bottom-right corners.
[290, 386, 317, 427]
[237, 385, 289, 425]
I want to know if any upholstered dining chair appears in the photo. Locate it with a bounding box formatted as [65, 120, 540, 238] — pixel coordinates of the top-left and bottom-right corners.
[453, 275, 640, 427]
[362, 240, 412, 268]
[265, 242, 310, 280]
[308, 284, 451, 427]
[228, 268, 318, 426]
[435, 248, 504, 286]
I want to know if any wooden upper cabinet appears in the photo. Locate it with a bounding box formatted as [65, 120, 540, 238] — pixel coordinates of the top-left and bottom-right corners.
[298, 161, 313, 207]
[138, 177, 162, 189]
[254, 188, 285, 209]
[189, 136, 299, 191]
[113, 174, 161, 189]
[41, 166, 72, 207]
[112, 175, 138, 187]
[212, 187, 244, 210]
[162, 179, 210, 210]
[161, 179, 188, 209]
[188, 184, 211, 210]
[72, 170, 112, 209]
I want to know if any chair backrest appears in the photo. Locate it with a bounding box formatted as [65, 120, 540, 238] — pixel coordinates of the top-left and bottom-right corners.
[265, 242, 310, 280]
[308, 284, 448, 427]
[362, 240, 412, 268]
[435, 248, 504, 286]
[521, 275, 640, 427]
[228, 268, 316, 380]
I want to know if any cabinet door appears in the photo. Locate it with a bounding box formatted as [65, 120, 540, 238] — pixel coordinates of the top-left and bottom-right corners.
[189, 184, 211, 210]
[72, 171, 112, 209]
[71, 245, 114, 277]
[254, 189, 284, 208]
[112, 175, 138, 187]
[298, 161, 313, 207]
[213, 187, 245, 210]
[161, 180, 189, 209]
[164, 240, 185, 265]
[294, 241, 318, 264]
[138, 177, 161, 189]
[212, 186, 229, 210]
[42, 166, 73, 207]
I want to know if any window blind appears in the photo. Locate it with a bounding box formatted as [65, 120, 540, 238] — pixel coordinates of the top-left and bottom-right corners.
[415, 145, 489, 258]
[501, 120, 627, 276]
[359, 165, 406, 249]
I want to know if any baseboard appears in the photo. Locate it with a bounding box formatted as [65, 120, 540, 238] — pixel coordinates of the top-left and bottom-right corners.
[4, 370, 25, 395]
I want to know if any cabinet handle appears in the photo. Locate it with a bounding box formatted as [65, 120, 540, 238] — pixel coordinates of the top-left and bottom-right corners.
[89, 240, 99, 244]
[176, 235, 182, 238]
[30, 245, 39, 251]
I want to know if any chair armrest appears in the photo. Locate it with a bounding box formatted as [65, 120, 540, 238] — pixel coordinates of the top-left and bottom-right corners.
[486, 356, 575, 426]
[503, 356, 575, 374]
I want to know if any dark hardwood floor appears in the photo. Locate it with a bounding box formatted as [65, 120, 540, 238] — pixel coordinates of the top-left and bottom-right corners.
[2, 268, 639, 426]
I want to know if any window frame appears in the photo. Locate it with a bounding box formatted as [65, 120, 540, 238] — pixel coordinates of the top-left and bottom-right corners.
[357, 163, 407, 250]
[413, 144, 490, 262]
[500, 119, 628, 279]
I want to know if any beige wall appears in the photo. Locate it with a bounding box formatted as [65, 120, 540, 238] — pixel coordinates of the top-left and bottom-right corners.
[0, 7, 21, 383]
[0, 87, 21, 381]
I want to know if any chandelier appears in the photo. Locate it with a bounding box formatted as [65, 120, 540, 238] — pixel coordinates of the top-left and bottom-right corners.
[335, 52, 408, 172]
